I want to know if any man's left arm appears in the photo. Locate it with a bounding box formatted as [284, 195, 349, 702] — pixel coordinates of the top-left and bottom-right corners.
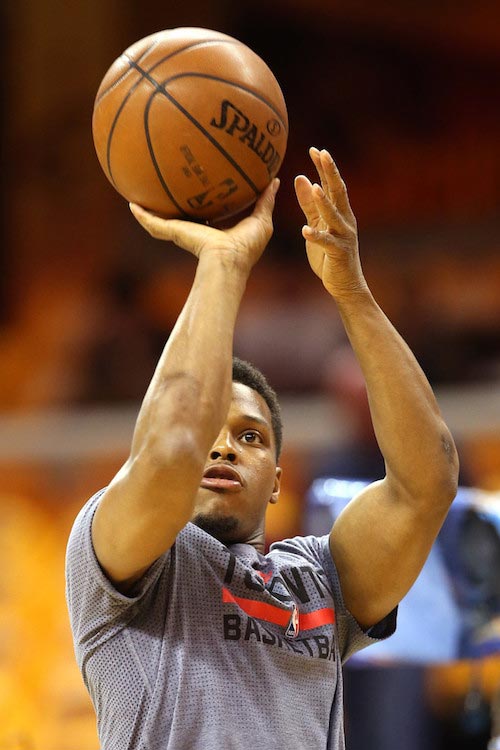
[295, 148, 459, 630]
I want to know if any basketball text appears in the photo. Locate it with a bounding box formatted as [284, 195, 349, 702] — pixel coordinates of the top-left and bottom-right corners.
[210, 100, 282, 176]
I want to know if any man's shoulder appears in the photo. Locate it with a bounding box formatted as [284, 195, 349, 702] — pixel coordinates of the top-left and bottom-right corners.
[66, 488, 107, 562]
[268, 533, 330, 566]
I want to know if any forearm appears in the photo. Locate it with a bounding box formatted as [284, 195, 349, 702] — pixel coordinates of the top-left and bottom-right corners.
[336, 288, 458, 504]
[132, 252, 248, 457]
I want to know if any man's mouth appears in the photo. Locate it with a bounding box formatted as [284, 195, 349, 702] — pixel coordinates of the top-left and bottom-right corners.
[200, 464, 243, 492]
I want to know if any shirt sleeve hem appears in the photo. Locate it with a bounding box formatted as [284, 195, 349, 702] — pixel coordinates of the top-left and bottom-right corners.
[84, 489, 169, 604]
[319, 534, 398, 644]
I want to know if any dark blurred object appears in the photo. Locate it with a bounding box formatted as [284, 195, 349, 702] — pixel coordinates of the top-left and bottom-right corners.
[311, 346, 386, 481]
[440, 497, 500, 659]
[437, 663, 492, 750]
[234, 268, 344, 392]
[457, 511, 500, 657]
[345, 665, 439, 750]
[490, 683, 500, 749]
[76, 270, 165, 404]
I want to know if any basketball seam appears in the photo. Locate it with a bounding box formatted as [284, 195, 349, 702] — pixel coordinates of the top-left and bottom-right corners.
[105, 85, 139, 187]
[96, 37, 229, 105]
[161, 72, 287, 133]
[113, 38, 286, 124]
[132, 59, 260, 201]
[143, 96, 191, 219]
[94, 42, 159, 105]
[127, 38, 253, 79]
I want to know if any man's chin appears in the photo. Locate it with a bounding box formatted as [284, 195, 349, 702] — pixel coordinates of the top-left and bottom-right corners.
[192, 513, 240, 544]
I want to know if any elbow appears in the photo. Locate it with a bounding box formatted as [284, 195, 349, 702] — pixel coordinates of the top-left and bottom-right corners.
[133, 373, 224, 464]
[150, 372, 226, 442]
[439, 431, 460, 500]
[144, 427, 209, 474]
[392, 429, 460, 513]
[434, 469, 459, 510]
[422, 431, 460, 510]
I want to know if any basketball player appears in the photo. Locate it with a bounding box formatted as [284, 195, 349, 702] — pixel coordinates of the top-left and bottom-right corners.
[66, 147, 459, 749]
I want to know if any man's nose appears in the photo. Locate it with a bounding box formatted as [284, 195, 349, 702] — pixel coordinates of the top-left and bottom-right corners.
[210, 432, 238, 462]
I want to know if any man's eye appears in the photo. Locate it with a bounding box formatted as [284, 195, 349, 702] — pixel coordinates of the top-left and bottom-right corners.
[242, 431, 261, 443]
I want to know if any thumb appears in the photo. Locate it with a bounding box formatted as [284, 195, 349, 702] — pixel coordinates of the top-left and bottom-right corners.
[129, 203, 210, 254]
[129, 203, 174, 239]
[252, 178, 280, 222]
[229, 178, 279, 237]
[227, 178, 279, 248]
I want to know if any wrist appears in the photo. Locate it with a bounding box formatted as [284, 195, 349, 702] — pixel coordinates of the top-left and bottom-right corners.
[195, 250, 250, 304]
[197, 246, 253, 281]
[325, 282, 373, 309]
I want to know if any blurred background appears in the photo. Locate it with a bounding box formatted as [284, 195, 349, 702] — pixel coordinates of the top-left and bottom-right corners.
[1, 0, 499, 748]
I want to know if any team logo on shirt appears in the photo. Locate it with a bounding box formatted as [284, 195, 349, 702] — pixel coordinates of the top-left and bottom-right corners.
[221, 553, 337, 660]
[285, 603, 300, 639]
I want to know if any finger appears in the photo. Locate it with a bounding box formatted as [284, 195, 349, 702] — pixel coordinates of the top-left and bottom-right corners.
[302, 224, 337, 243]
[129, 202, 158, 229]
[294, 174, 321, 226]
[318, 150, 355, 220]
[311, 183, 351, 237]
[302, 224, 350, 256]
[226, 178, 279, 246]
[309, 147, 329, 196]
[129, 203, 176, 239]
[252, 178, 280, 221]
[129, 203, 206, 251]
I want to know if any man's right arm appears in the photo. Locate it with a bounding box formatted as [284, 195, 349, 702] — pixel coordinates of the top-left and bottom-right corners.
[91, 182, 279, 590]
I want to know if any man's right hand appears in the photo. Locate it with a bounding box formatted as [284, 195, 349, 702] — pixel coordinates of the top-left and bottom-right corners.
[129, 178, 280, 274]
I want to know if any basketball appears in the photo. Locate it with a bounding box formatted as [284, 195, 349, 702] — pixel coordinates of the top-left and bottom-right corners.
[92, 27, 288, 223]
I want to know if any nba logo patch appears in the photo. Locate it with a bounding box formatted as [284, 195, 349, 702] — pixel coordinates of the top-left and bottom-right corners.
[285, 603, 300, 639]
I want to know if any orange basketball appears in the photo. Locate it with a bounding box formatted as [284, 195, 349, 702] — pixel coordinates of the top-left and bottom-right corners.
[92, 27, 288, 223]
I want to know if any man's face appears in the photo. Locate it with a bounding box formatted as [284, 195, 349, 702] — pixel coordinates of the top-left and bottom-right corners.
[191, 382, 281, 547]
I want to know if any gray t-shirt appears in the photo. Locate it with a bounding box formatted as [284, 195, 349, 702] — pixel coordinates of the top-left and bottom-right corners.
[66, 490, 396, 749]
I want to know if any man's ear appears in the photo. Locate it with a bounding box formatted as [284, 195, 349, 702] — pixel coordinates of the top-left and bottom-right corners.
[269, 467, 282, 505]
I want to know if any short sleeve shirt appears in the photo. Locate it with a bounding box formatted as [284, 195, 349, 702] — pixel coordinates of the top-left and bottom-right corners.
[66, 490, 396, 749]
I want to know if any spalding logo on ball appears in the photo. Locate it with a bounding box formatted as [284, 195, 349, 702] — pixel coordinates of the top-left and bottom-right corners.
[92, 27, 288, 223]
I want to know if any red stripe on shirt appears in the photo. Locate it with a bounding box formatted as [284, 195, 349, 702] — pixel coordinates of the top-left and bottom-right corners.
[222, 588, 335, 630]
[222, 587, 290, 626]
[299, 607, 336, 629]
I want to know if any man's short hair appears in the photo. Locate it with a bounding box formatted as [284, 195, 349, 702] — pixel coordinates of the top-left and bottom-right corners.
[232, 357, 283, 460]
